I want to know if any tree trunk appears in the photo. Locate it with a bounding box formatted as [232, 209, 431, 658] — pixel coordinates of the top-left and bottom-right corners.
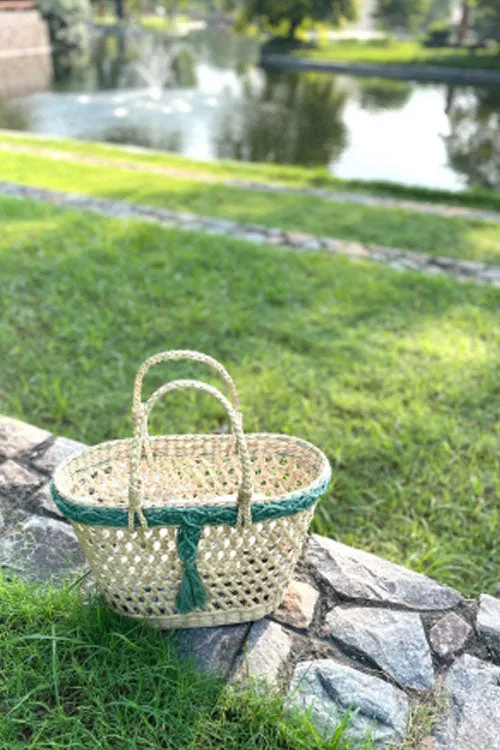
[457, 1, 470, 46]
[288, 18, 300, 39]
[115, 0, 126, 21]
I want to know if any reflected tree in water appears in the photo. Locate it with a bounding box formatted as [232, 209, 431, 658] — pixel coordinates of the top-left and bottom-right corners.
[188, 27, 259, 70]
[51, 29, 132, 92]
[0, 99, 31, 132]
[357, 78, 412, 112]
[215, 71, 347, 166]
[57, 29, 198, 93]
[94, 32, 130, 91]
[101, 122, 182, 151]
[445, 86, 500, 189]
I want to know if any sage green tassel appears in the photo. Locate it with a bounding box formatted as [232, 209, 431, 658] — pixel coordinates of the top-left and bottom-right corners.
[175, 520, 208, 614]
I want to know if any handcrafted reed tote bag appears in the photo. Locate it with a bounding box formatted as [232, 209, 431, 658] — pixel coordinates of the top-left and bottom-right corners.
[52, 351, 331, 629]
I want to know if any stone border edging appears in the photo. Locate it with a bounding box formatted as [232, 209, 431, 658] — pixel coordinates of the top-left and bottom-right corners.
[1, 180, 500, 287]
[1, 414, 500, 749]
[261, 51, 500, 86]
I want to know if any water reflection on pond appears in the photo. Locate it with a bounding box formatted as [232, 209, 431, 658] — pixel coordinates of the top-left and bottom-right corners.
[1, 26, 500, 191]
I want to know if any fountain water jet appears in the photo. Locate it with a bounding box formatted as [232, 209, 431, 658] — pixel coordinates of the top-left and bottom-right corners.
[131, 41, 196, 100]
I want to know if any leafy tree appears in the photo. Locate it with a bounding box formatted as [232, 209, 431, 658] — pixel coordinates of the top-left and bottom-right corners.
[374, 0, 431, 32]
[243, 0, 357, 40]
[456, 0, 471, 44]
[474, 0, 500, 42]
[445, 87, 500, 188]
[427, 0, 452, 23]
[37, 0, 90, 75]
[454, 0, 500, 45]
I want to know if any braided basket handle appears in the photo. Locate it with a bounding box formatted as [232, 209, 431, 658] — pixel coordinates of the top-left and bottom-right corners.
[129, 379, 254, 530]
[133, 351, 240, 425]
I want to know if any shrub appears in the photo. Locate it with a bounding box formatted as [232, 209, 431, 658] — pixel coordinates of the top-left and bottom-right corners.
[423, 21, 451, 47]
[37, 0, 91, 75]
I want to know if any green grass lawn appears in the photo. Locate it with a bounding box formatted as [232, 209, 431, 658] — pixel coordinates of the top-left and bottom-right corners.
[2, 130, 500, 214]
[92, 14, 190, 30]
[2, 147, 500, 265]
[295, 38, 500, 71]
[2, 575, 371, 749]
[1, 196, 498, 597]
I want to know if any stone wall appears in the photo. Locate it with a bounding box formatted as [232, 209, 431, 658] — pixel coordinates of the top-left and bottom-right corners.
[1, 415, 499, 750]
[261, 51, 500, 86]
[0, 10, 52, 98]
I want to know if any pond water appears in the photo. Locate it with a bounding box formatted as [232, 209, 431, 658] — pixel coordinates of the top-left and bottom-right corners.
[1, 26, 500, 191]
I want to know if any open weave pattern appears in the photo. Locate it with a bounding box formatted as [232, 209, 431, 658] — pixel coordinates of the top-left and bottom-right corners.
[72, 506, 315, 628]
[55, 434, 327, 513]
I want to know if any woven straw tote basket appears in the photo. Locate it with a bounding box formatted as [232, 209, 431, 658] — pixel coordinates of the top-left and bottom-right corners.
[51, 350, 331, 629]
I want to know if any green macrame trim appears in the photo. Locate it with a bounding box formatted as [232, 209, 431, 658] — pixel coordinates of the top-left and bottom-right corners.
[51, 472, 330, 614]
[175, 521, 208, 614]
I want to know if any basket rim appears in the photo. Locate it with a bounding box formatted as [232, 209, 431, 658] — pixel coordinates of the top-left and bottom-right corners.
[51, 432, 331, 528]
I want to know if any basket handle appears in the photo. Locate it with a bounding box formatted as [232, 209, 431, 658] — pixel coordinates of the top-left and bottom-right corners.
[128, 379, 253, 530]
[133, 351, 240, 425]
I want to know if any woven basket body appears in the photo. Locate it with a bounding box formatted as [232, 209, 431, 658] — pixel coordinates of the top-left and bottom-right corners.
[52, 351, 331, 629]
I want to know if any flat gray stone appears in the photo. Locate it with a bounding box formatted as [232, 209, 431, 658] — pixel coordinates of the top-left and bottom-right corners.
[267, 234, 286, 246]
[0, 416, 51, 459]
[180, 221, 205, 232]
[432, 256, 459, 269]
[31, 436, 85, 475]
[241, 232, 268, 245]
[322, 238, 344, 254]
[287, 659, 409, 748]
[429, 613, 472, 659]
[457, 260, 485, 276]
[30, 481, 64, 520]
[300, 240, 322, 251]
[325, 606, 434, 690]
[285, 231, 316, 246]
[0, 494, 30, 529]
[478, 267, 500, 283]
[477, 594, 500, 659]
[205, 217, 237, 232]
[419, 739, 439, 750]
[0, 515, 85, 582]
[0, 459, 44, 499]
[266, 227, 284, 238]
[172, 624, 249, 677]
[307, 535, 461, 611]
[231, 619, 292, 685]
[368, 245, 404, 261]
[272, 579, 319, 630]
[343, 241, 370, 259]
[433, 655, 500, 750]
[391, 258, 425, 271]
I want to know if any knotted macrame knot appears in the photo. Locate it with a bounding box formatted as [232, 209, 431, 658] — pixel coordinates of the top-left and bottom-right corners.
[175, 516, 208, 614]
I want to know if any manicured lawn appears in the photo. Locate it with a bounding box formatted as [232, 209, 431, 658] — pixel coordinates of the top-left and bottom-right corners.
[2, 130, 500, 214]
[2, 148, 500, 264]
[1, 196, 498, 597]
[92, 15, 190, 30]
[2, 575, 369, 748]
[295, 38, 500, 71]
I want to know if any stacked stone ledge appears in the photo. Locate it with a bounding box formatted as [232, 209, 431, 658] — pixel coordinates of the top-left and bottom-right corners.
[1, 181, 500, 289]
[1, 415, 499, 749]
